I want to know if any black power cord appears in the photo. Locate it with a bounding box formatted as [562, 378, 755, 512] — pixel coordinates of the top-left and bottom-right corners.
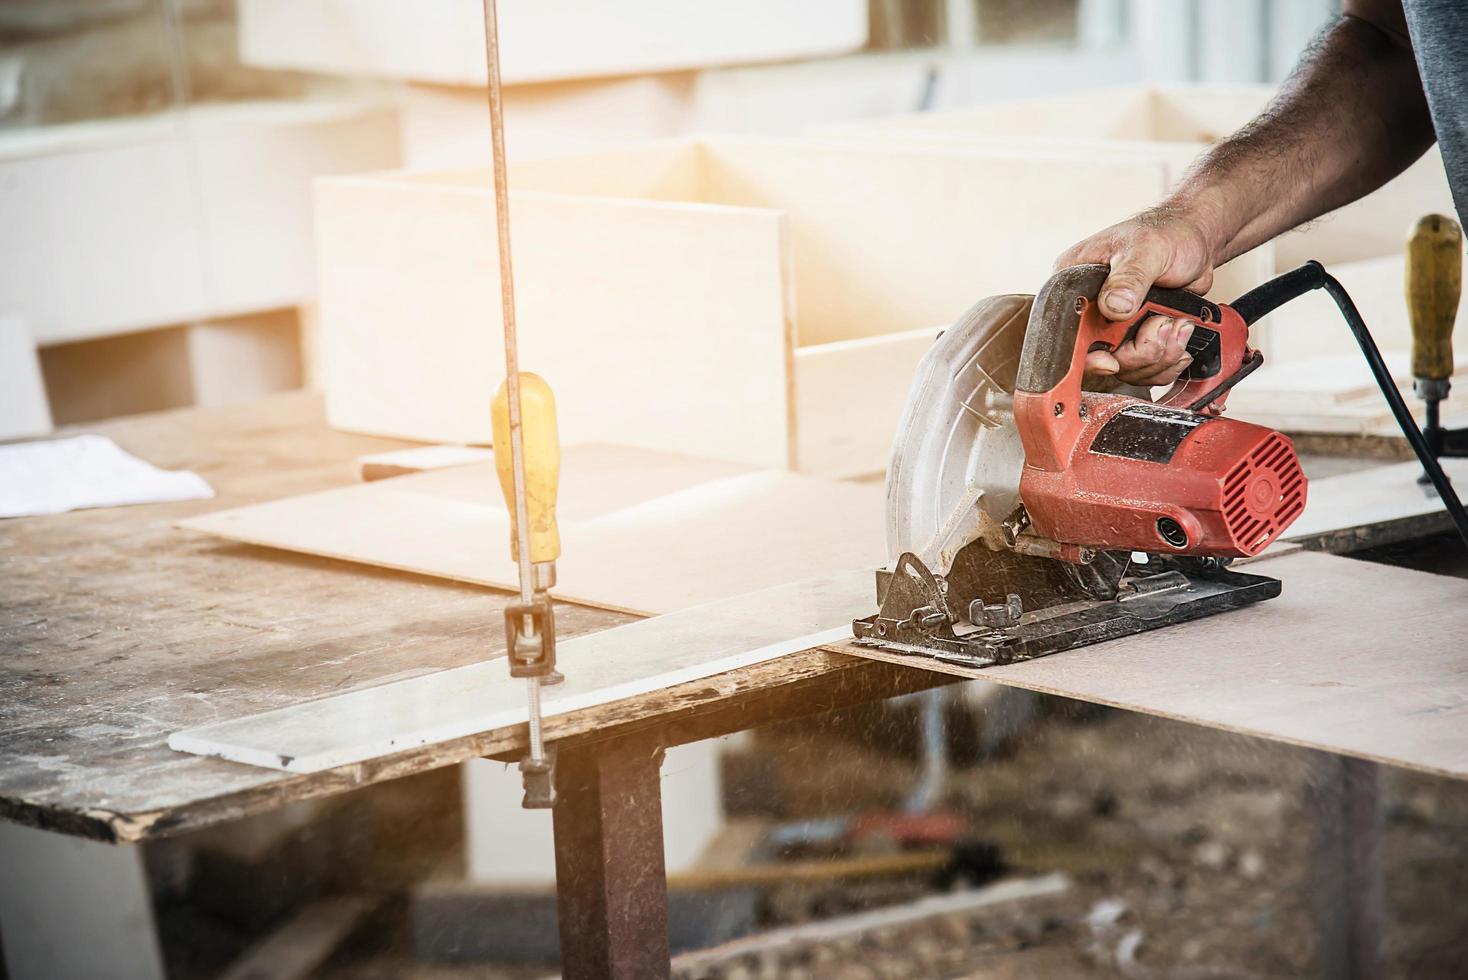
[1231, 260, 1468, 549]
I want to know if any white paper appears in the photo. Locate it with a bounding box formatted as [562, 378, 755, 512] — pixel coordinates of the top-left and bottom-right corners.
[0, 434, 213, 519]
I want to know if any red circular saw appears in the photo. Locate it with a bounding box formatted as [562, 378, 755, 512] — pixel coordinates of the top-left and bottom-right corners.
[853, 264, 1306, 669]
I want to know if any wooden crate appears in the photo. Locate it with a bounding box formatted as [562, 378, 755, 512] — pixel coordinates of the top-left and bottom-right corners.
[0, 99, 399, 346]
[316, 137, 1169, 476]
[815, 84, 1459, 356]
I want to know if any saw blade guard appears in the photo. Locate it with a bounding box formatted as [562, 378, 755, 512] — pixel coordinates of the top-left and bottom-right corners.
[883, 294, 1032, 574]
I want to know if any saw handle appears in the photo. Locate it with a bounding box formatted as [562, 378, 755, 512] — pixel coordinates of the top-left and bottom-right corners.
[1014, 264, 1254, 471]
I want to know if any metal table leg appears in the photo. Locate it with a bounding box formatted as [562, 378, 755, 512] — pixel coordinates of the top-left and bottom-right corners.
[553, 736, 671, 979]
[1309, 753, 1384, 980]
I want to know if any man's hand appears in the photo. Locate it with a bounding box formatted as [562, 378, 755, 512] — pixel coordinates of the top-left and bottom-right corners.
[1054, 207, 1220, 386]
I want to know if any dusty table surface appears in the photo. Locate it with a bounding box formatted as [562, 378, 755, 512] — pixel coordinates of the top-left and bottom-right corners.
[2, 393, 934, 843]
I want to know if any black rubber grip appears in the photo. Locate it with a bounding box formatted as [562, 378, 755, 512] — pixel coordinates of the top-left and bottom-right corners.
[1137, 285, 1221, 324]
[1230, 261, 1326, 324]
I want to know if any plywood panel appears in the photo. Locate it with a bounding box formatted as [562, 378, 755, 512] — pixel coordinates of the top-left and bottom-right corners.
[320, 137, 1168, 467]
[175, 549, 1468, 783]
[502, 137, 1169, 345]
[399, 78, 697, 170]
[1283, 457, 1468, 541]
[177, 444, 885, 616]
[840, 549, 1468, 780]
[699, 139, 1170, 345]
[1, 101, 399, 346]
[853, 87, 1159, 141]
[238, 0, 868, 86]
[169, 570, 869, 772]
[1273, 151, 1456, 269]
[813, 85, 1271, 143]
[793, 326, 940, 477]
[811, 85, 1455, 326]
[317, 177, 795, 465]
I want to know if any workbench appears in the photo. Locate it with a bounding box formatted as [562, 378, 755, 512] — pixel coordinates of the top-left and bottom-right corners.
[4, 392, 1465, 980]
[0, 392, 946, 978]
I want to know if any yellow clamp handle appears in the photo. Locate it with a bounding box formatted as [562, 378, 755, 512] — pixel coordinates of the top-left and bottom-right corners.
[491, 372, 561, 565]
[1407, 213, 1463, 382]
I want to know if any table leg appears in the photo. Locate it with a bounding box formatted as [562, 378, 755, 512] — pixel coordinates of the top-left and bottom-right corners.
[0, 821, 165, 980]
[552, 736, 670, 979]
[1309, 753, 1384, 980]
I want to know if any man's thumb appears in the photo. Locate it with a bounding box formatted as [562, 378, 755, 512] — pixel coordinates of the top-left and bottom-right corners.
[1100, 244, 1167, 321]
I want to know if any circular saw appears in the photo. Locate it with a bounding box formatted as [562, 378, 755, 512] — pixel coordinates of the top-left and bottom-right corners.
[852, 264, 1307, 669]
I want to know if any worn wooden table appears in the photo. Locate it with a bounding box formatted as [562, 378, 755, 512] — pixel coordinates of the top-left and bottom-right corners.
[7, 391, 1459, 979]
[0, 392, 947, 978]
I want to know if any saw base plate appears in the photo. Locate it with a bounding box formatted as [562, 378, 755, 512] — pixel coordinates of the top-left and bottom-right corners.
[851, 549, 1280, 670]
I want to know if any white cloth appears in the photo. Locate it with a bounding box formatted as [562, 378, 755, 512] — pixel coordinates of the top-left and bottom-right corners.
[0, 434, 213, 519]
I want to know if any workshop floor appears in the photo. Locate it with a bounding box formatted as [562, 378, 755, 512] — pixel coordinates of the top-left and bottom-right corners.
[300, 694, 1468, 980]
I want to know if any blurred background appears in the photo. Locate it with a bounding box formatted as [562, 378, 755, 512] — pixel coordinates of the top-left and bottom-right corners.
[19, 3, 1468, 980]
[1, 0, 1336, 438]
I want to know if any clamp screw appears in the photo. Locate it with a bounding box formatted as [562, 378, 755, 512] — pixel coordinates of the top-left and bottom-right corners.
[1053, 402, 1065, 417]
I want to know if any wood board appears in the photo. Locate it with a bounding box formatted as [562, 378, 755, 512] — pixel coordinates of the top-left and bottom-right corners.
[317, 173, 796, 468]
[237, 0, 868, 86]
[813, 85, 1454, 269]
[1283, 457, 1468, 546]
[812, 85, 1458, 364]
[318, 136, 1168, 475]
[1226, 352, 1468, 413]
[792, 326, 940, 475]
[175, 549, 1468, 782]
[837, 549, 1468, 780]
[1, 99, 399, 345]
[357, 445, 495, 481]
[177, 443, 1468, 618]
[169, 571, 869, 772]
[177, 444, 886, 616]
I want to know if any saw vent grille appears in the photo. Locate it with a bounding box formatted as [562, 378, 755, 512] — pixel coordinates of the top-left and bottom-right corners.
[1221, 432, 1306, 554]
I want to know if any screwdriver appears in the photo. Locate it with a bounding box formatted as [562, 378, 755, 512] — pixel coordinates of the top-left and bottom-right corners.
[481, 0, 562, 809]
[1407, 213, 1464, 475]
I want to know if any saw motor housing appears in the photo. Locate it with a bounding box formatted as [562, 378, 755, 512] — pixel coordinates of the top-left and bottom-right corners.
[1014, 265, 1306, 558]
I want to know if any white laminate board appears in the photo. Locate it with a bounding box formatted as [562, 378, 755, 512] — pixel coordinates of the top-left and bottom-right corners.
[238, 0, 867, 86]
[839, 550, 1468, 780]
[177, 444, 885, 616]
[1, 100, 398, 345]
[169, 570, 869, 772]
[1284, 457, 1468, 542]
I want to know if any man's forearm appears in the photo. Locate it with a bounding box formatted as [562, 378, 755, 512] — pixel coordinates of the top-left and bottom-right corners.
[1167, 11, 1435, 264]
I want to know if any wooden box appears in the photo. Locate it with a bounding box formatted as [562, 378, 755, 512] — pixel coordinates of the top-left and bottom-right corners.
[815, 84, 1459, 361]
[1, 99, 399, 345]
[316, 137, 1170, 476]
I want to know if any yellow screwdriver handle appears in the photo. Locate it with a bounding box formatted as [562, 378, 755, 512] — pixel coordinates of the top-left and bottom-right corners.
[491, 372, 561, 565]
[1407, 213, 1463, 382]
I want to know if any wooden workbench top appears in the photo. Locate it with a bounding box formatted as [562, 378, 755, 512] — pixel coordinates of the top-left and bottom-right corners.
[1, 393, 937, 843]
[10, 392, 1463, 844]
